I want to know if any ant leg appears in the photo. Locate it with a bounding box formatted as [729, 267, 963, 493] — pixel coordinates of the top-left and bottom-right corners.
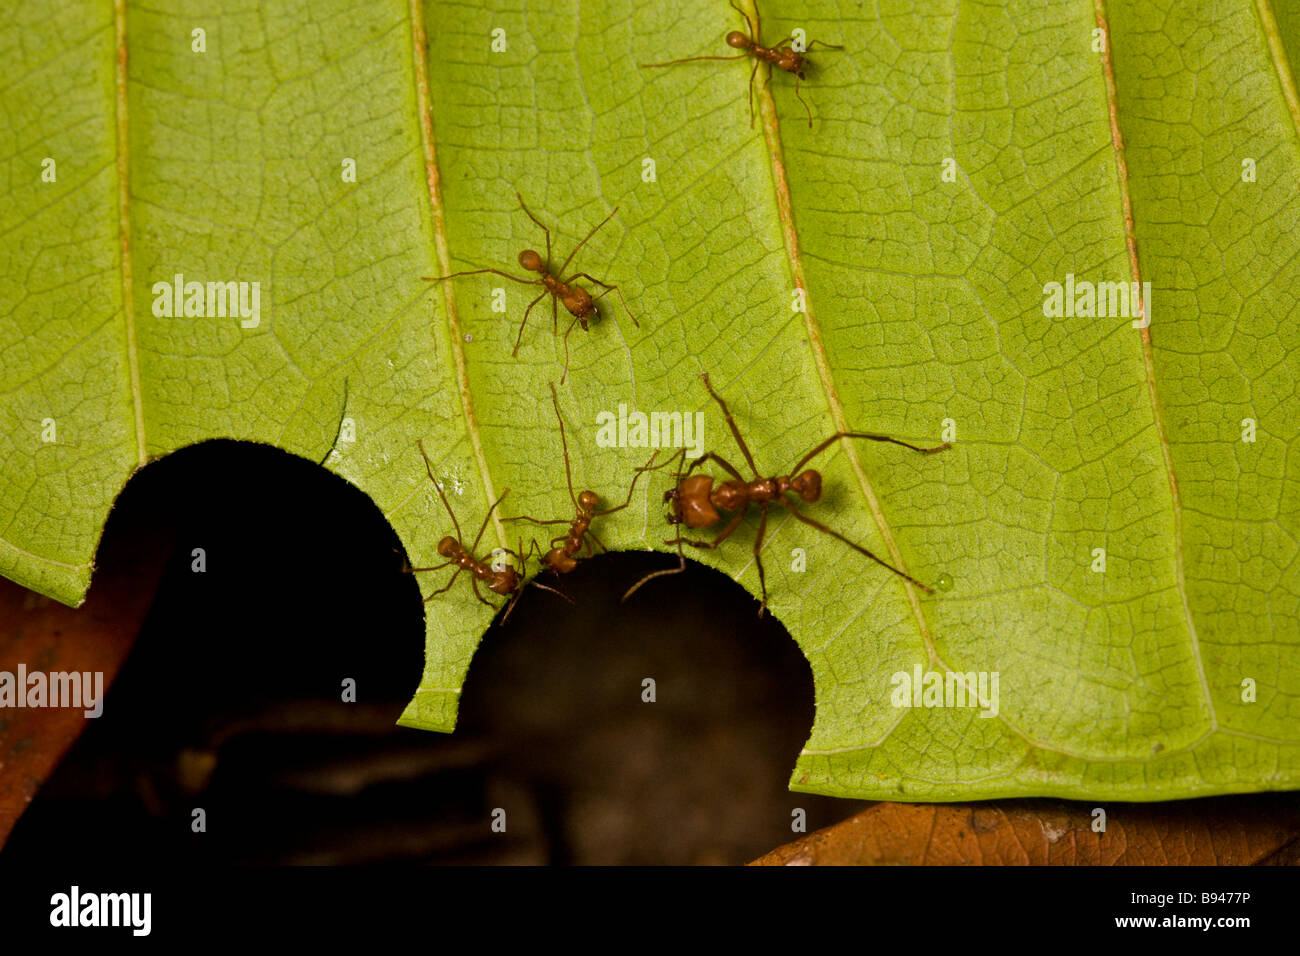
[512, 291, 547, 356]
[780, 498, 934, 594]
[745, 58, 760, 127]
[405, 559, 453, 574]
[417, 439, 464, 541]
[752, 503, 769, 615]
[423, 267, 536, 285]
[503, 515, 570, 527]
[548, 381, 579, 508]
[559, 314, 581, 385]
[638, 448, 675, 472]
[586, 530, 609, 554]
[653, 446, 690, 478]
[728, 0, 757, 41]
[551, 294, 559, 336]
[793, 76, 813, 128]
[522, 538, 555, 574]
[698, 373, 761, 477]
[621, 548, 687, 603]
[468, 576, 496, 609]
[558, 206, 620, 276]
[594, 450, 660, 517]
[789, 431, 950, 477]
[641, 53, 748, 67]
[515, 192, 552, 266]
[807, 39, 844, 51]
[501, 587, 525, 623]
[566, 273, 640, 328]
[422, 567, 463, 603]
[470, 488, 511, 553]
[622, 469, 695, 603]
[682, 451, 746, 483]
[531, 580, 575, 604]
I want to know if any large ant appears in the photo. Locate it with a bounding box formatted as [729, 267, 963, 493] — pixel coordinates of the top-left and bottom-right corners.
[423, 193, 639, 382]
[642, 0, 842, 128]
[626, 373, 949, 615]
[405, 439, 565, 619]
[506, 382, 659, 576]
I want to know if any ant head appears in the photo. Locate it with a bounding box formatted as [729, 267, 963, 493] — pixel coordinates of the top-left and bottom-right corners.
[489, 566, 519, 596]
[674, 474, 719, 528]
[578, 490, 600, 511]
[725, 30, 749, 49]
[437, 535, 459, 558]
[791, 469, 822, 502]
[779, 49, 807, 78]
[518, 249, 544, 272]
[546, 547, 578, 574]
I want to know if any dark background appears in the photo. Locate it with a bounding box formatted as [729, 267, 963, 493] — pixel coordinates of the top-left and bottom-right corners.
[3, 440, 864, 865]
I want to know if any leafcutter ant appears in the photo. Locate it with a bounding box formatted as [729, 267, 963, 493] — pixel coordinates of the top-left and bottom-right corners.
[423, 193, 639, 383]
[641, 0, 842, 127]
[625, 373, 949, 615]
[506, 383, 660, 578]
[405, 439, 567, 620]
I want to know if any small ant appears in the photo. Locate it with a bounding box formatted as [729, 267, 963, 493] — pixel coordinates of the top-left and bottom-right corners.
[642, 0, 842, 128]
[405, 439, 566, 619]
[506, 382, 660, 575]
[625, 373, 949, 615]
[423, 193, 639, 383]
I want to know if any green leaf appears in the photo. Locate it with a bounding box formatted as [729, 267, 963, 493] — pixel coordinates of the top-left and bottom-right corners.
[2, 0, 1298, 801]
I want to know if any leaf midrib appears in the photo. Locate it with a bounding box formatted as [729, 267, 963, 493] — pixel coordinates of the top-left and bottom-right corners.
[1258, 0, 1300, 136]
[115, 0, 145, 467]
[1092, 0, 1216, 730]
[746, 0, 940, 661]
[409, 0, 508, 555]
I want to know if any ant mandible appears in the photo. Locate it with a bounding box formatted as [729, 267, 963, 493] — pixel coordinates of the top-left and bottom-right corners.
[405, 439, 566, 619]
[642, 0, 842, 128]
[627, 373, 949, 615]
[506, 382, 660, 576]
[423, 193, 639, 383]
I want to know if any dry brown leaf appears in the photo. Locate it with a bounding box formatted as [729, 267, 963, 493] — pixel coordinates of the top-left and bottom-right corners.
[0, 528, 167, 846]
[752, 797, 1300, 865]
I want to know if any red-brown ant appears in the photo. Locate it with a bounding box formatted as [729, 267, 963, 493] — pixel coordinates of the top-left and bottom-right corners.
[423, 193, 639, 383]
[506, 382, 660, 575]
[625, 373, 949, 615]
[404, 439, 566, 619]
[642, 0, 842, 127]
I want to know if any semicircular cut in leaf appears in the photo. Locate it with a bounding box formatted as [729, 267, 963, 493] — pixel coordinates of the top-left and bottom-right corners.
[1, 0, 1297, 802]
